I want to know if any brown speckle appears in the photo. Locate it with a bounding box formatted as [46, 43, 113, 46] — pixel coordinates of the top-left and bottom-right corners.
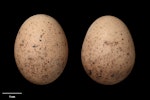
[31, 71, 36, 75]
[111, 74, 114, 77]
[104, 41, 108, 45]
[28, 57, 33, 60]
[104, 41, 118, 46]
[119, 47, 123, 51]
[58, 31, 61, 34]
[127, 52, 130, 55]
[112, 61, 114, 64]
[22, 40, 24, 43]
[42, 75, 49, 80]
[19, 40, 24, 46]
[87, 70, 92, 75]
[20, 44, 24, 46]
[114, 42, 118, 45]
[56, 43, 58, 46]
[107, 63, 109, 66]
[44, 52, 47, 57]
[39, 56, 44, 60]
[64, 42, 67, 46]
[40, 33, 45, 38]
[20, 67, 23, 71]
[41, 29, 44, 32]
[32, 45, 38, 48]
[96, 71, 102, 78]
[25, 63, 28, 67]
[118, 55, 121, 58]
[44, 67, 47, 71]
[92, 62, 95, 65]
[98, 74, 102, 77]
[39, 39, 42, 42]
[44, 62, 47, 65]
[100, 70, 103, 73]
[122, 38, 124, 40]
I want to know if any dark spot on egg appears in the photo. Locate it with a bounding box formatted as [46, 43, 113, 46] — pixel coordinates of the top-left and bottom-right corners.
[111, 74, 114, 77]
[28, 57, 33, 60]
[104, 41, 108, 45]
[43, 66, 47, 71]
[40, 32, 45, 38]
[119, 47, 123, 51]
[112, 61, 114, 65]
[44, 52, 48, 57]
[58, 31, 61, 34]
[19, 40, 25, 46]
[97, 72, 102, 78]
[20, 44, 24, 46]
[95, 70, 103, 79]
[20, 67, 23, 71]
[39, 56, 44, 60]
[44, 62, 47, 65]
[22, 40, 24, 43]
[114, 42, 118, 45]
[107, 63, 109, 66]
[42, 75, 49, 80]
[104, 41, 118, 46]
[87, 70, 92, 75]
[32, 45, 38, 48]
[92, 62, 95, 65]
[118, 55, 121, 58]
[56, 43, 58, 46]
[31, 71, 36, 75]
[64, 42, 67, 46]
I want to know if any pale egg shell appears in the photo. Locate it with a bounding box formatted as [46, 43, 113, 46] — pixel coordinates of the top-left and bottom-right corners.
[81, 15, 135, 85]
[14, 14, 68, 85]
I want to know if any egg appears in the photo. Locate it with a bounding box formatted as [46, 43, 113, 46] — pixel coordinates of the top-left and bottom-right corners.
[81, 15, 135, 85]
[14, 14, 68, 85]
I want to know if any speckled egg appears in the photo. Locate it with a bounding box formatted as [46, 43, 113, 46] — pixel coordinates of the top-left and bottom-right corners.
[14, 14, 68, 85]
[81, 15, 135, 85]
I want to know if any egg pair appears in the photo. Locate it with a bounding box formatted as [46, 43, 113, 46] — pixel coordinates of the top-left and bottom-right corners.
[14, 14, 135, 85]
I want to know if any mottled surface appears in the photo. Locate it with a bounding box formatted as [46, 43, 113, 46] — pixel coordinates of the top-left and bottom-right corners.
[81, 15, 135, 85]
[14, 14, 68, 85]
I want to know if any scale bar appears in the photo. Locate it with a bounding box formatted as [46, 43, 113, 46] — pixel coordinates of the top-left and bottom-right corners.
[2, 92, 22, 94]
